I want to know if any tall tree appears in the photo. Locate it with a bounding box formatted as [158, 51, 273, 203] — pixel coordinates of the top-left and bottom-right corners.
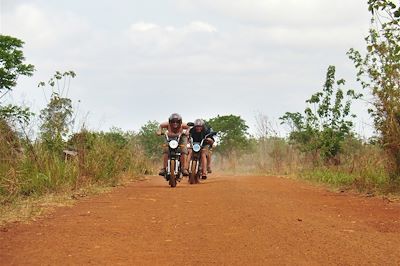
[280, 66, 361, 163]
[0, 35, 34, 94]
[0, 35, 35, 123]
[348, 0, 400, 177]
[39, 71, 76, 151]
[207, 115, 250, 158]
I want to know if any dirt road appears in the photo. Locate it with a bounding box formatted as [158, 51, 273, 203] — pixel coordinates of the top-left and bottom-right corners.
[1, 175, 400, 265]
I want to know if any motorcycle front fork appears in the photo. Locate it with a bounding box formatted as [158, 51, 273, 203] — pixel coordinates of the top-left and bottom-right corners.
[167, 159, 180, 175]
[189, 159, 200, 174]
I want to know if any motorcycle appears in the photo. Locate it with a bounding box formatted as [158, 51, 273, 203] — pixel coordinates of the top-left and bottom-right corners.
[188, 131, 217, 184]
[161, 131, 183, 188]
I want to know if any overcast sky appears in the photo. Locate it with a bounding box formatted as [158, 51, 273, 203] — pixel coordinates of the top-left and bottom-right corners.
[1, 0, 375, 137]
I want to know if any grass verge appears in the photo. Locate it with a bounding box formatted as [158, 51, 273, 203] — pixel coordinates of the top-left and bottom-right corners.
[0, 174, 147, 227]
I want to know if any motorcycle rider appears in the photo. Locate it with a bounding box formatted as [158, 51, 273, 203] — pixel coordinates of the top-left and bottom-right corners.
[157, 113, 190, 177]
[187, 119, 214, 179]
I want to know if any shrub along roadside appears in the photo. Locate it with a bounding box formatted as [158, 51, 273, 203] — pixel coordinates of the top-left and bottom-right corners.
[229, 134, 398, 195]
[0, 128, 154, 204]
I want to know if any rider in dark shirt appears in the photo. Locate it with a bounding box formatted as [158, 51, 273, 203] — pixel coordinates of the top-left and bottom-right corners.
[188, 119, 214, 179]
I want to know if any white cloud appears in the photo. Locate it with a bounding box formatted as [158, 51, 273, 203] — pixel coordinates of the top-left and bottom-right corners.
[4, 2, 365, 76]
[243, 24, 366, 50]
[177, 0, 369, 27]
[2, 0, 373, 135]
[3, 3, 91, 50]
[4, 4, 56, 48]
[184, 21, 217, 33]
[129, 22, 160, 32]
[125, 20, 218, 56]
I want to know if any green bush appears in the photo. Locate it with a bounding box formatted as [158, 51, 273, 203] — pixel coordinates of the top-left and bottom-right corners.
[0, 126, 154, 203]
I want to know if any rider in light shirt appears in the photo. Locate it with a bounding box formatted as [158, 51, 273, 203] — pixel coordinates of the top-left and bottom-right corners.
[157, 113, 190, 177]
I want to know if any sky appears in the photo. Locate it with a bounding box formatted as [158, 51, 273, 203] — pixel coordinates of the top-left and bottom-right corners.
[0, 0, 375, 137]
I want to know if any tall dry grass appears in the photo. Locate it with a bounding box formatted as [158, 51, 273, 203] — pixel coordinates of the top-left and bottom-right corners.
[215, 135, 398, 194]
[0, 126, 155, 204]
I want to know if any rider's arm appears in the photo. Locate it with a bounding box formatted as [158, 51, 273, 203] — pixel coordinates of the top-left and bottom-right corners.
[157, 122, 169, 135]
[182, 123, 190, 135]
[160, 122, 169, 129]
[205, 128, 215, 144]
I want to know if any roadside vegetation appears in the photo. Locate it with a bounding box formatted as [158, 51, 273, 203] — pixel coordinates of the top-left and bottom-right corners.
[1, 0, 399, 223]
[295, 0, 400, 193]
[224, 0, 400, 195]
[205, 1, 400, 195]
[0, 36, 156, 210]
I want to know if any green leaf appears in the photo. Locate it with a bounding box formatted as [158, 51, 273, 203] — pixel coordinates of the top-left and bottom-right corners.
[0, 35, 35, 92]
[395, 8, 400, 17]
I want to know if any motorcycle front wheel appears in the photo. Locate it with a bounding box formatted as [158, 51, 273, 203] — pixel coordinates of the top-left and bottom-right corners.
[169, 159, 177, 188]
[189, 160, 197, 184]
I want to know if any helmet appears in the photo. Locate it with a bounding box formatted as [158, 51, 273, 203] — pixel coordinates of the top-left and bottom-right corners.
[194, 119, 204, 127]
[168, 113, 182, 124]
[194, 119, 204, 132]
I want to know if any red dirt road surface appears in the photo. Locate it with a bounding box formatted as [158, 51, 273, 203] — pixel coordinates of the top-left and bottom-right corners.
[1, 175, 400, 265]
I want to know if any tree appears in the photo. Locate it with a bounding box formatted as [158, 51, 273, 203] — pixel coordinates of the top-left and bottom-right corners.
[207, 115, 250, 158]
[280, 66, 361, 163]
[39, 71, 76, 151]
[0, 35, 35, 123]
[348, 0, 400, 178]
[0, 105, 33, 125]
[0, 35, 35, 95]
[138, 121, 163, 160]
[102, 127, 131, 149]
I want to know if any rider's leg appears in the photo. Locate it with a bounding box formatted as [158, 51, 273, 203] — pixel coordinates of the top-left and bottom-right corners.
[180, 153, 188, 176]
[201, 149, 208, 177]
[159, 153, 168, 176]
[207, 148, 212, 173]
[187, 148, 192, 171]
[180, 135, 189, 176]
[163, 153, 168, 169]
[159, 143, 168, 176]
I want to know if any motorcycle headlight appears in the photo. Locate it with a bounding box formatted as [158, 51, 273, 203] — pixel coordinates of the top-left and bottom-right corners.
[169, 140, 179, 149]
[193, 143, 201, 152]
